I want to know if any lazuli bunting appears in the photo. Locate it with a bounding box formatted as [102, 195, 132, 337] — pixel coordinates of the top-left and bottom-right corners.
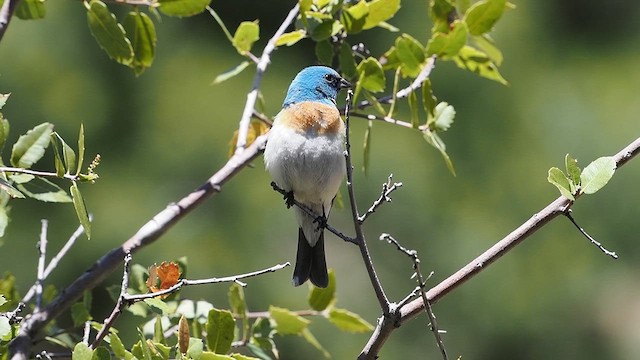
[264, 66, 351, 288]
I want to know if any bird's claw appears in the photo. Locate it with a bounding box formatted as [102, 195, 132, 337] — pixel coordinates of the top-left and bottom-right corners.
[313, 215, 327, 231]
[284, 191, 295, 208]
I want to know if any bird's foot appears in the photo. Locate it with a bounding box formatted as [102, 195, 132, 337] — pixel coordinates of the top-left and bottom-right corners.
[313, 214, 327, 231]
[284, 191, 295, 208]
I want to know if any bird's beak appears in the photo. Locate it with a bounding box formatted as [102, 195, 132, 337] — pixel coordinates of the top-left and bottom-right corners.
[339, 77, 351, 89]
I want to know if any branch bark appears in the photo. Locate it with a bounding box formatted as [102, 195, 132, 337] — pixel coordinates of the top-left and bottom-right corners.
[8, 134, 268, 360]
[0, 0, 20, 43]
[358, 136, 640, 358]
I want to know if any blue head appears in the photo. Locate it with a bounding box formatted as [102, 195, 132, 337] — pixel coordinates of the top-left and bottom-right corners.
[283, 66, 351, 108]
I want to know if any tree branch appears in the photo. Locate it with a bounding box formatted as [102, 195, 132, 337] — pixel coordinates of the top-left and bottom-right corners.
[233, 3, 299, 154]
[8, 134, 269, 360]
[0, 0, 20, 43]
[358, 136, 640, 358]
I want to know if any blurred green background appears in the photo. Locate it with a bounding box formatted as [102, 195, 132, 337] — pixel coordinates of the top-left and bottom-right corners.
[1, 0, 640, 358]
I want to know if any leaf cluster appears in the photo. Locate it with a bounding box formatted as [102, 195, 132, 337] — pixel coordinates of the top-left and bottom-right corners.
[548, 154, 616, 201]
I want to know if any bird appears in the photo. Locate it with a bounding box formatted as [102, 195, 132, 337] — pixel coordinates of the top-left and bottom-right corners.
[264, 66, 351, 288]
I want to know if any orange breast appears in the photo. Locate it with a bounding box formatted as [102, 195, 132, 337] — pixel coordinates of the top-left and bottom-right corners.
[277, 101, 343, 135]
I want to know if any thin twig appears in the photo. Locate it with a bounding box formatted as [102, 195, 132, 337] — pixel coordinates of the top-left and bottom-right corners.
[252, 110, 274, 126]
[564, 209, 618, 259]
[35, 220, 48, 312]
[344, 89, 391, 314]
[358, 174, 403, 224]
[380, 234, 448, 360]
[349, 112, 415, 129]
[0, 167, 78, 181]
[0, 0, 20, 42]
[22, 222, 88, 304]
[82, 321, 91, 345]
[233, 3, 300, 154]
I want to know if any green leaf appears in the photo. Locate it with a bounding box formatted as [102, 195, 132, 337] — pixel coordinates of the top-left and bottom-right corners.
[15, 0, 46, 20]
[72, 342, 94, 360]
[157, 0, 210, 17]
[71, 302, 92, 327]
[309, 19, 341, 41]
[565, 154, 581, 189]
[423, 130, 456, 176]
[275, 29, 306, 47]
[0, 178, 24, 199]
[328, 308, 374, 333]
[395, 34, 426, 78]
[580, 156, 616, 195]
[17, 177, 72, 202]
[200, 352, 234, 360]
[56, 133, 77, 175]
[341, 0, 368, 34]
[315, 40, 333, 66]
[71, 182, 92, 239]
[269, 306, 310, 335]
[213, 61, 251, 85]
[92, 346, 111, 360]
[463, 0, 506, 35]
[10, 122, 53, 168]
[362, 121, 372, 175]
[432, 102, 455, 131]
[187, 338, 204, 359]
[123, 11, 157, 75]
[547, 167, 574, 200]
[144, 297, 170, 315]
[230, 353, 260, 360]
[232, 21, 260, 55]
[153, 315, 165, 344]
[408, 90, 420, 128]
[0, 112, 9, 152]
[135, 328, 153, 360]
[301, 329, 330, 358]
[205, 308, 235, 354]
[430, 0, 456, 33]
[426, 20, 468, 57]
[473, 34, 503, 66]
[453, 45, 507, 85]
[339, 42, 357, 78]
[86, 0, 134, 65]
[356, 57, 385, 94]
[0, 295, 6, 307]
[308, 269, 336, 311]
[109, 333, 133, 360]
[0, 93, 9, 110]
[77, 124, 85, 176]
[0, 316, 10, 340]
[422, 78, 437, 117]
[363, 0, 400, 30]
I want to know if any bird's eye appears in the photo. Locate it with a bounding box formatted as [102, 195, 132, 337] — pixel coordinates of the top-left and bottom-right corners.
[324, 73, 335, 83]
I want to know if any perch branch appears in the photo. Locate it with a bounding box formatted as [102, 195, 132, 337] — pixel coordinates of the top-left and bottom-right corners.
[0, 0, 20, 42]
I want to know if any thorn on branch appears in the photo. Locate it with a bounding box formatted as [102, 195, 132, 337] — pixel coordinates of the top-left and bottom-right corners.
[563, 209, 619, 259]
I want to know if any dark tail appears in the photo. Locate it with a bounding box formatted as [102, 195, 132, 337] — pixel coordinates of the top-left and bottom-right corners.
[292, 228, 328, 288]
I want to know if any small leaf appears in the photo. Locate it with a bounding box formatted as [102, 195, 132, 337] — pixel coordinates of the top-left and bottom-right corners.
[315, 40, 333, 66]
[77, 124, 85, 176]
[230, 354, 260, 360]
[395, 34, 426, 78]
[157, 0, 210, 17]
[71, 302, 92, 327]
[232, 21, 260, 55]
[463, 0, 507, 36]
[426, 20, 468, 57]
[473, 34, 503, 66]
[308, 269, 336, 311]
[430, 0, 456, 33]
[17, 177, 72, 202]
[144, 297, 170, 315]
[432, 102, 455, 131]
[341, 0, 369, 34]
[187, 338, 204, 359]
[0, 113, 10, 152]
[422, 78, 437, 117]
[269, 306, 310, 335]
[275, 29, 306, 47]
[123, 11, 157, 75]
[408, 90, 420, 129]
[362, 121, 372, 175]
[71, 182, 92, 239]
[339, 42, 357, 78]
[153, 315, 165, 344]
[86, 0, 134, 65]
[453, 45, 507, 85]
[0, 177, 24, 198]
[356, 57, 385, 94]
[565, 154, 581, 188]
[72, 342, 94, 360]
[547, 167, 574, 200]
[178, 315, 190, 355]
[213, 61, 251, 85]
[135, 328, 153, 360]
[0, 316, 10, 339]
[328, 308, 374, 333]
[15, 0, 46, 20]
[363, 0, 400, 30]
[423, 130, 456, 176]
[580, 156, 616, 195]
[206, 308, 235, 354]
[10, 122, 54, 168]
[92, 347, 111, 360]
[109, 333, 133, 360]
[0, 205, 8, 238]
[0, 93, 9, 110]
[228, 283, 247, 317]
